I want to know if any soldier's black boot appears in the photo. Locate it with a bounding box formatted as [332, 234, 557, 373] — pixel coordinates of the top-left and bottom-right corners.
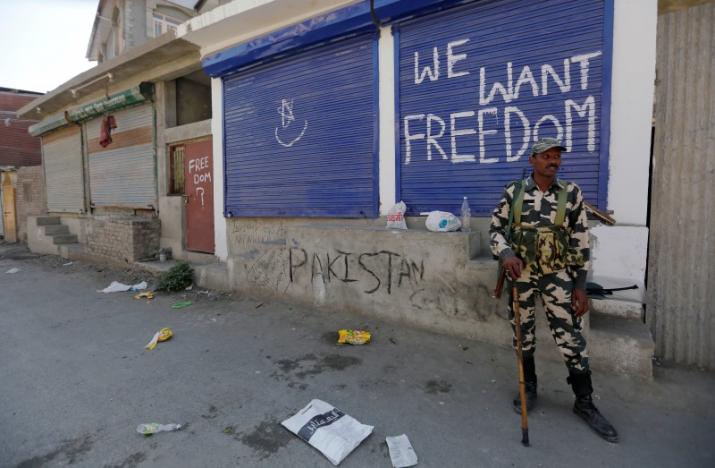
[568, 370, 619, 443]
[512, 354, 537, 414]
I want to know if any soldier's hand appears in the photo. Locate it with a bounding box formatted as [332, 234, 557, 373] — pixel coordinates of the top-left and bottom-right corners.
[572, 288, 589, 317]
[503, 256, 525, 279]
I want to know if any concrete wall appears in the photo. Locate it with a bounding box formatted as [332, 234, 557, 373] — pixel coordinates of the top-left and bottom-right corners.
[14, 166, 46, 243]
[176, 78, 212, 125]
[221, 217, 628, 370]
[227, 217, 502, 337]
[87, 217, 160, 263]
[587, 0, 657, 291]
[648, 2, 715, 369]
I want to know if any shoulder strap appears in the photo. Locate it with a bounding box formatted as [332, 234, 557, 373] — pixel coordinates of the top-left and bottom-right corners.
[554, 181, 568, 226]
[512, 179, 527, 226]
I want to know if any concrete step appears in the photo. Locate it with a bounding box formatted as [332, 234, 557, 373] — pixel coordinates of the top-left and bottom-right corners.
[588, 313, 654, 378]
[43, 224, 70, 236]
[36, 216, 61, 226]
[194, 262, 231, 291]
[134, 259, 179, 274]
[52, 234, 78, 245]
[591, 299, 644, 320]
[58, 244, 84, 260]
[589, 276, 645, 320]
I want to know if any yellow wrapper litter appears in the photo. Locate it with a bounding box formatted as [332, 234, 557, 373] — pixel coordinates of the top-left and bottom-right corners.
[337, 329, 371, 345]
[134, 291, 155, 300]
[145, 327, 173, 350]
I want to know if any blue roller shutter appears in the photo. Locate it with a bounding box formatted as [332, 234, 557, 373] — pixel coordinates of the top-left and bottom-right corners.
[223, 33, 378, 217]
[397, 0, 611, 215]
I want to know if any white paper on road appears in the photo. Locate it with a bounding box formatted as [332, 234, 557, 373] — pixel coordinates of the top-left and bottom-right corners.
[136, 423, 182, 435]
[281, 399, 373, 466]
[98, 280, 147, 293]
[5, 268, 19, 274]
[386, 434, 418, 467]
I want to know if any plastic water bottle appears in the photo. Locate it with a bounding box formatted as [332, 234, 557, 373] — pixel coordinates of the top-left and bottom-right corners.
[461, 196, 471, 232]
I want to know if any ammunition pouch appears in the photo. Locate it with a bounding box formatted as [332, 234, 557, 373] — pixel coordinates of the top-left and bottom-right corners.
[512, 225, 584, 274]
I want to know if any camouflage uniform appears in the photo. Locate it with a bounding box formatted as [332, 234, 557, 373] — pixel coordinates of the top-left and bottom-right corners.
[489, 176, 591, 372]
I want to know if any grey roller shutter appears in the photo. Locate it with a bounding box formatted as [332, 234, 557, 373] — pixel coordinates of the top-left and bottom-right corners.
[42, 126, 85, 213]
[86, 104, 156, 208]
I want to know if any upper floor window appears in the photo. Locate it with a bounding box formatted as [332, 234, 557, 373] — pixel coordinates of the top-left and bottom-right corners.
[153, 13, 180, 36]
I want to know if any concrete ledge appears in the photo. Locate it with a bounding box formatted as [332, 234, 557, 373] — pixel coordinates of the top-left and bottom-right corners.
[195, 263, 231, 291]
[164, 119, 211, 144]
[135, 259, 179, 274]
[591, 299, 644, 320]
[588, 314, 654, 378]
[36, 216, 60, 226]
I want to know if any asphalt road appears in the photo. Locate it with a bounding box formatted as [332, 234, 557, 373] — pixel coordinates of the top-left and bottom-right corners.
[1, 243, 713, 468]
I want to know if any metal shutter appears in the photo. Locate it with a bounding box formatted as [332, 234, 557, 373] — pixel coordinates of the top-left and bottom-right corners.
[42, 126, 85, 213]
[86, 104, 156, 208]
[223, 33, 378, 217]
[397, 0, 610, 215]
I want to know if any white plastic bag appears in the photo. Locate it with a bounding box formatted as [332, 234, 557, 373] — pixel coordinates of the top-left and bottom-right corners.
[98, 280, 147, 293]
[386, 201, 408, 230]
[425, 211, 462, 232]
[281, 399, 373, 466]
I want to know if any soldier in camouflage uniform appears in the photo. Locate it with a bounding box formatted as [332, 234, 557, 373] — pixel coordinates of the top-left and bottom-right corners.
[489, 137, 618, 443]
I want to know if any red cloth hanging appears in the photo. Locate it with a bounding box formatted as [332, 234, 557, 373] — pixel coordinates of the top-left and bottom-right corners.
[99, 115, 117, 148]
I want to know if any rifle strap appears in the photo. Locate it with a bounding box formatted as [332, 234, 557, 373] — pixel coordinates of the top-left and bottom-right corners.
[513, 179, 526, 226]
[554, 181, 568, 226]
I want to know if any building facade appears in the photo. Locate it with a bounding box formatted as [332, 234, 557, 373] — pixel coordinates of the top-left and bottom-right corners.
[176, 0, 659, 375]
[17, 0, 215, 263]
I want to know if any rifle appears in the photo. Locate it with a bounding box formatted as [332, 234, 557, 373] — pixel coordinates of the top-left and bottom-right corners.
[493, 168, 527, 298]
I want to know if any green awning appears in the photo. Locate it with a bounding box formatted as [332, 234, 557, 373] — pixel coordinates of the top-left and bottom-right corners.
[65, 82, 154, 122]
[28, 112, 71, 137]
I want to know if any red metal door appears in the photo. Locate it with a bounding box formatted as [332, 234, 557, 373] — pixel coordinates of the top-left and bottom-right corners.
[184, 138, 214, 253]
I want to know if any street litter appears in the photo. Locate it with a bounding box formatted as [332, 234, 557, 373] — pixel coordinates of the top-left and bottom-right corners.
[171, 300, 192, 309]
[145, 327, 173, 350]
[337, 329, 371, 345]
[386, 201, 408, 230]
[136, 423, 182, 436]
[133, 291, 155, 300]
[282, 399, 373, 466]
[98, 280, 147, 293]
[5, 268, 19, 274]
[386, 434, 418, 468]
[63, 262, 73, 266]
[425, 211, 461, 232]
